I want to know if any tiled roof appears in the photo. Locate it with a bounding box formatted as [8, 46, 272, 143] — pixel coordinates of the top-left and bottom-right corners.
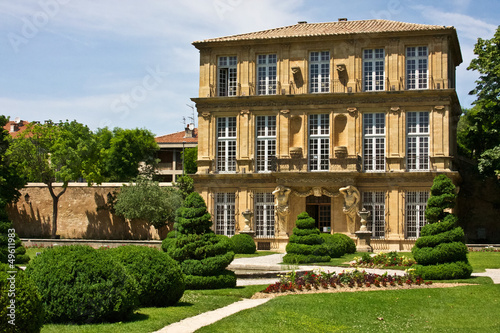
[193, 19, 452, 44]
[2, 120, 29, 138]
[155, 128, 198, 144]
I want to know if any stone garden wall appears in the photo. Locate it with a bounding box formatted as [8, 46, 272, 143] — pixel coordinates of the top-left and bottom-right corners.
[6, 183, 170, 240]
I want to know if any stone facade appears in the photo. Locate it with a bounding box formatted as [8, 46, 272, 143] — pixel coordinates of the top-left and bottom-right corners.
[191, 19, 462, 251]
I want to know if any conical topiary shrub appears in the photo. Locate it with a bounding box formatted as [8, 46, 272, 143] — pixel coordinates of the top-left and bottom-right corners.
[0, 208, 30, 265]
[283, 212, 330, 264]
[412, 174, 472, 279]
[167, 192, 236, 289]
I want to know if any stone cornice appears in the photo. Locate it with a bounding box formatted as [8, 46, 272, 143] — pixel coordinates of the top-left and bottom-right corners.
[191, 90, 458, 112]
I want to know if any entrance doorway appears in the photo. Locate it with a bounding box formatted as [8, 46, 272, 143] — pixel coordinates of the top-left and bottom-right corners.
[306, 195, 331, 233]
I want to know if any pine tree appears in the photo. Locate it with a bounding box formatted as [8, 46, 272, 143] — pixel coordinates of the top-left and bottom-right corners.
[283, 212, 330, 264]
[167, 192, 236, 289]
[412, 175, 472, 279]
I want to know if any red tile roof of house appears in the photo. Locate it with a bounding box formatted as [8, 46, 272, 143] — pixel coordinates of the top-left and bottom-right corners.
[193, 19, 453, 45]
[155, 128, 198, 144]
[2, 120, 30, 138]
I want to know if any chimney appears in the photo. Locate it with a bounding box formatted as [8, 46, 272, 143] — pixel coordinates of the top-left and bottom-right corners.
[10, 124, 17, 132]
[184, 123, 195, 138]
[338, 18, 348, 22]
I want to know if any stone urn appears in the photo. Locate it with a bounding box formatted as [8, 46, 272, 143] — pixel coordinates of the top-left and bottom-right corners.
[355, 208, 372, 252]
[240, 209, 255, 237]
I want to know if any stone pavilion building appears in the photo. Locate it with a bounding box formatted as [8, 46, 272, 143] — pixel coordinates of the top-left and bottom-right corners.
[191, 19, 462, 251]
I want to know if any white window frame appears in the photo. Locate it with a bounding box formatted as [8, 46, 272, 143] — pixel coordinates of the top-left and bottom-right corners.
[254, 192, 275, 238]
[362, 192, 386, 239]
[363, 49, 385, 91]
[405, 191, 429, 239]
[256, 115, 276, 172]
[218, 56, 237, 96]
[407, 111, 430, 171]
[406, 46, 428, 90]
[257, 54, 277, 95]
[363, 113, 386, 172]
[217, 117, 236, 173]
[308, 114, 330, 171]
[215, 192, 235, 236]
[309, 51, 330, 93]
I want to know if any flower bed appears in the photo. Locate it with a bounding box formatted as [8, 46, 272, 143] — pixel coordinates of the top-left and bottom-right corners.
[468, 246, 499, 252]
[260, 269, 430, 295]
[350, 251, 416, 268]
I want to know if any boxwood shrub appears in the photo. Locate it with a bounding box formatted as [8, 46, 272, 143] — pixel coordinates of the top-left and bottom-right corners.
[0, 220, 30, 265]
[230, 233, 256, 254]
[413, 261, 473, 280]
[25, 245, 139, 324]
[330, 233, 356, 254]
[283, 212, 331, 264]
[107, 245, 185, 307]
[320, 234, 345, 258]
[0, 264, 44, 332]
[168, 193, 236, 289]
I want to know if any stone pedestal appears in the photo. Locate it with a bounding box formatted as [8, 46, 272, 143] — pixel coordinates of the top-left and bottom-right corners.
[355, 230, 373, 252]
[239, 230, 255, 238]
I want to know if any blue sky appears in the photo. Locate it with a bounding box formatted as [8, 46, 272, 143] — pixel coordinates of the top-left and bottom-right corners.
[0, 0, 498, 136]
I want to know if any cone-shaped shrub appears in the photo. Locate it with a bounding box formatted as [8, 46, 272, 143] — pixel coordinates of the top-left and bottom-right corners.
[167, 192, 236, 289]
[283, 212, 330, 264]
[412, 175, 472, 279]
[0, 212, 30, 265]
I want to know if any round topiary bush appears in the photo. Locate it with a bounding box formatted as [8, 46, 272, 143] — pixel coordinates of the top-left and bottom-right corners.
[25, 245, 139, 324]
[283, 212, 331, 264]
[0, 263, 44, 332]
[168, 192, 236, 289]
[231, 233, 256, 254]
[319, 234, 345, 258]
[107, 245, 185, 307]
[330, 233, 356, 254]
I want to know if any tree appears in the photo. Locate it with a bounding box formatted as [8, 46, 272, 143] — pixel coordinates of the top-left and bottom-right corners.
[182, 146, 198, 175]
[412, 175, 472, 279]
[0, 116, 29, 265]
[175, 175, 194, 199]
[166, 192, 236, 289]
[9, 120, 101, 238]
[97, 127, 159, 181]
[114, 177, 183, 230]
[465, 25, 500, 178]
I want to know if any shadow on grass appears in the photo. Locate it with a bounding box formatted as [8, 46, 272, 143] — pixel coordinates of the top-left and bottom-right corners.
[172, 302, 195, 308]
[124, 312, 149, 323]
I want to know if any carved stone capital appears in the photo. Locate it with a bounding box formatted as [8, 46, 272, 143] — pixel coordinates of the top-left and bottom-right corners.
[433, 105, 446, 112]
[390, 106, 402, 114]
[240, 109, 250, 116]
[201, 111, 211, 119]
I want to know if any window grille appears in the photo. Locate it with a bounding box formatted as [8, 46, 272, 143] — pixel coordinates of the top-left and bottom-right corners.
[215, 192, 235, 236]
[363, 49, 385, 91]
[254, 192, 275, 238]
[308, 114, 330, 171]
[363, 113, 385, 171]
[405, 191, 429, 239]
[309, 51, 330, 93]
[406, 46, 428, 89]
[256, 115, 276, 172]
[217, 117, 237, 173]
[362, 192, 386, 239]
[407, 112, 429, 171]
[257, 54, 277, 95]
[218, 56, 237, 96]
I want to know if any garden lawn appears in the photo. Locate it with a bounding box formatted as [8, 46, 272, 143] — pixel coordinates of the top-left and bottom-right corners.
[197, 284, 500, 333]
[468, 251, 500, 272]
[39, 285, 265, 333]
[235, 251, 280, 259]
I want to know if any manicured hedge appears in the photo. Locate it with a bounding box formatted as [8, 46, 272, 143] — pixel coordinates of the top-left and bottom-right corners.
[283, 212, 330, 264]
[413, 261, 473, 280]
[0, 220, 30, 265]
[411, 175, 472, 280]
[25, 245, 138, 324]
[0, 264, 44, 332]
[107, 245, 185, 307]
[412, 242, 469, 265]
[231, 233, 256, 254]
[330, 233, 356, 254]
[320, 234, 344, 258]
[168, 193, 236, 289]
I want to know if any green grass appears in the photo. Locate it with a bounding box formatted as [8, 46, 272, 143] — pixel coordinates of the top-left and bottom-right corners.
[234, 251, 280, 259]
[468, 251, 500, 272]
[198, 284, 500, 333]
[25, 246, 48, 260]
[40, 285, 266, 333]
